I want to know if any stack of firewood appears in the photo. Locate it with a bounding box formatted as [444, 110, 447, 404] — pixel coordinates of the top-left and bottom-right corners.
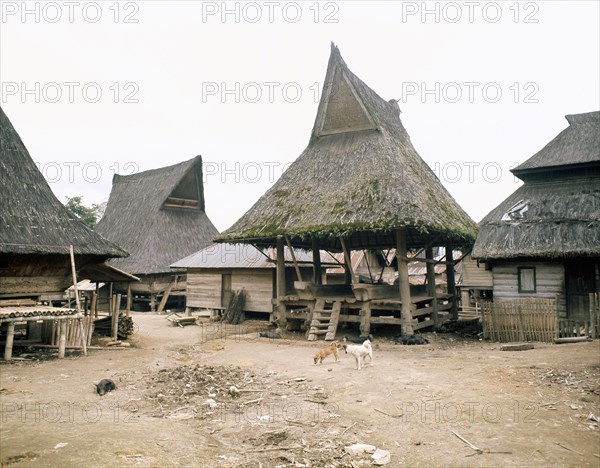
[93, 314, 134, 339]
[223, 289, 246, 324]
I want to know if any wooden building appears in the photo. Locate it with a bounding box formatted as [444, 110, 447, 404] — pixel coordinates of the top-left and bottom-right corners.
[216, 44, 478, 339]
[473, 111, 600, 322]
[0, 107, 129, 358]
[96, 156, 219, 310]
[171, 243, 331, 316]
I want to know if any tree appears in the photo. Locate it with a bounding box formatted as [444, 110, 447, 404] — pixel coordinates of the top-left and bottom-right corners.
[64, 196, 103, 229]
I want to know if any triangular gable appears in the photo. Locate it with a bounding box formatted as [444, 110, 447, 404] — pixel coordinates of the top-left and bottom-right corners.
[162, 160, 205, 211]
[316, 60, 377, 137]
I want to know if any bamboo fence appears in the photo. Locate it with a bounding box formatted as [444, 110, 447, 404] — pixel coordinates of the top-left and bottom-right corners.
[482, 298, 556, 343]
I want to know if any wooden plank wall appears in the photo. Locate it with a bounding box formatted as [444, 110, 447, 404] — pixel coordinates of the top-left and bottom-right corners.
[231, 270, 273, 313]
[492, 262, 566, 318]
[462, 255, 493, 288]
[186, 271, 222, 308]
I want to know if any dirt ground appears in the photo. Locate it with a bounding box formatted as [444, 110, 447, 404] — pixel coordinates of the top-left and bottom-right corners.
[1, 313, 599, 467]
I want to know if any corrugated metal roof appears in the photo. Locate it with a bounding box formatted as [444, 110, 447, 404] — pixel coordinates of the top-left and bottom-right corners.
[171, 243, 340, 269]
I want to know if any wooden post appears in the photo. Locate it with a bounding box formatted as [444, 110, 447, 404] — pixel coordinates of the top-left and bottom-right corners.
[58, 320, 67, 358]
[445, 241, 458, 320]
[150, 293, 156, 312]
[69, 245, 87, 355]
[425, 245, 439, 326]
[109, 282, 114, 316]
[88, 292, 97, 346]
[312, 238, 322, 285]
[4, 322, 15, 361]
[276, 236, 287, 330]
[285, 236, 303, 282]
[94, 283, 99, 318]
[340, 238, 356, 284]
[359, 303, 372, 336]
[112, 294, 121, 341]
[396, 228, 414, 335]
[126, 283, 132, 317]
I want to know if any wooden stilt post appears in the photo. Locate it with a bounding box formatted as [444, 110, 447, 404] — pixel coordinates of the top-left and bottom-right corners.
[445, 241, 458, 320]
[126, 283, 132, 317]
[58, 320, 67, 358]
[150, 293, 156, 312]
[94, 283, 99, 318]
[109, 282, 114, 317]
[396, 228, 414, 336]
[276, 236, 287, 331]
[425, 245, 439, 326]
[88, 292, 97, 346]
[69, 245, 87, 355]
[4, 322, 15, 361]
[112, 294, 121, 341]
[312, 238, 322, 285]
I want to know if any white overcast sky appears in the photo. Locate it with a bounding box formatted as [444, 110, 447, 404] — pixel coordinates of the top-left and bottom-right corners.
[1, 1, 599, 232]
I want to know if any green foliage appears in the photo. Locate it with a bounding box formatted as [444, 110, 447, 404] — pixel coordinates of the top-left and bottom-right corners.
[64, 196, 105, 229]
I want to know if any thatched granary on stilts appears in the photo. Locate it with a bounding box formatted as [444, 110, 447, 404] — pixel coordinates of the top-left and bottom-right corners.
[473, 111, 600, 327]
[96, 156, 219, 311]
[217, 44, 478, 339]
[0, 106, 130, 359]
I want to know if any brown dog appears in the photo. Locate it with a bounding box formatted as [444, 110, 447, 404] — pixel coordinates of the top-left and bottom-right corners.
[313, 341, 340, 364]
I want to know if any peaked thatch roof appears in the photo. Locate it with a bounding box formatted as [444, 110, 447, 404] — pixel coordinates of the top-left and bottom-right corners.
[96, 156, 219, 275]
[217, 44, 477, 251]
[512, 111, 600, 178]
[473, 111, 600, 260]
[0, 107, 126, 257]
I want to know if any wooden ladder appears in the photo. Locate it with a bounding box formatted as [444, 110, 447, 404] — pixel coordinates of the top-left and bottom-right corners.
[307, 299, 342, 341]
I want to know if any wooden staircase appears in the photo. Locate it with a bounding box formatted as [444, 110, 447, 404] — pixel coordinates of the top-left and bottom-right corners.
[307, 299, 341, 341]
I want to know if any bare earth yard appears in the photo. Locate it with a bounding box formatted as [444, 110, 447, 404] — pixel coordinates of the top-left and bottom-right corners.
[1, 313, 599, 467]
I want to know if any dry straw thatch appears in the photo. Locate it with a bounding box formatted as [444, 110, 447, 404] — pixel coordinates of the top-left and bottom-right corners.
[96, 156, 219, 275]
[473, 111, 600, 260]
[217, 44, 477, 251]
[0, 106, 126, 258]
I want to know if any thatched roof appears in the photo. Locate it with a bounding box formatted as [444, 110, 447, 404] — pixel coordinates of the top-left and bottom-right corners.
[216, 44, 477, 251]
[96, 156, 219, 275]
[0, 107, 126, 258]
[512, 111, 600, 179]
[473, 111, 600, 260]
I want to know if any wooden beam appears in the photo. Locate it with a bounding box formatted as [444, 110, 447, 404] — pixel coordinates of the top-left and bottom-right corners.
[69, 245, 87, 356]
[157, 283, 173, 313]
[276, 237, 287, 330]
[396, 228, 414, 335]
[285, 236, 303, 282]
[312, 238, 322, 285]
[340, 238, 357, 284]
[445, 241, 458, 320]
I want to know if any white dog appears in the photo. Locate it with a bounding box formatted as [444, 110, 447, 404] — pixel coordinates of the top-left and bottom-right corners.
[342, 339, 373, 369]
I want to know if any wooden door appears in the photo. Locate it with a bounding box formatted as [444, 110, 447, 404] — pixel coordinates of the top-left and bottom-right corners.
[221, 273, 232, 309]
[565, 260, 596, 321]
